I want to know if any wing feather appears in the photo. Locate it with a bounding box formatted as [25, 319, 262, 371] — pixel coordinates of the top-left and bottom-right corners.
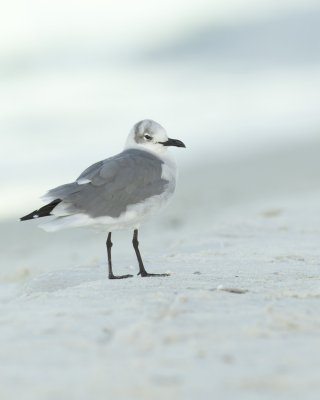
[46, 149, 169, 219]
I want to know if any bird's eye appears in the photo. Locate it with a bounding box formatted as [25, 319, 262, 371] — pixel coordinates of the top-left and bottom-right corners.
[144, 134, 152, 140]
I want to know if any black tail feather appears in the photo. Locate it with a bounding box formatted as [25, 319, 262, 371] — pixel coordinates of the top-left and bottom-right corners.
[20, 199, 62, 221]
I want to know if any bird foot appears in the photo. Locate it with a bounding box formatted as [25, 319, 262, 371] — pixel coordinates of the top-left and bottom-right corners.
[138, 271, 170, 277]
[109, 274, 133, 280]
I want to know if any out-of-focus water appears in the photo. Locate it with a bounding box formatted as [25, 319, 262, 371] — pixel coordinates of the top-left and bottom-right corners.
[1, 0, 320, 217]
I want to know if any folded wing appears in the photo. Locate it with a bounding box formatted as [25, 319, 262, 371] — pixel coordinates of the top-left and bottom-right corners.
[44, 149, 169, 219]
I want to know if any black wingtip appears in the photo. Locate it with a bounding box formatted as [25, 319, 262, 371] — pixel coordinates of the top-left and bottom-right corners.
[20, 211, 40, 221]
[20, 199, 62, 222]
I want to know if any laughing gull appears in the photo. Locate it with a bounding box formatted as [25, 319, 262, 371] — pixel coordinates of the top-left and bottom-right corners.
[20, 119, 186, 279]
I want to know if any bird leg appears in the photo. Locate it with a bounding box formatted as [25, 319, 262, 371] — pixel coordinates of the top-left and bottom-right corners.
[132, 229, 170, 277]
[107, 232, 133, 279]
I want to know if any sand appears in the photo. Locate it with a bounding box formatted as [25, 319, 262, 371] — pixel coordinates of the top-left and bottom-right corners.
[1, 140, 320, 400]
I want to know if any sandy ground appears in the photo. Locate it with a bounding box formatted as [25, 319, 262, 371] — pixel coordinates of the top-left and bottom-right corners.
[1, 140, 320, 400]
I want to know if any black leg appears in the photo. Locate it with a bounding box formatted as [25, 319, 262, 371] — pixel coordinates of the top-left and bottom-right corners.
[106, 232, 133, 280]
[132, 229, 170, 277]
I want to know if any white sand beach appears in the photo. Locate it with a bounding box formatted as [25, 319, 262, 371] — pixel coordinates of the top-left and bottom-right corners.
[1, 139, 320, 400]
[1, 1, 320, 398]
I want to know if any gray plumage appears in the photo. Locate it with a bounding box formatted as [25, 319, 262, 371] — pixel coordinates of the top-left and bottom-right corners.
[20, 119, 186, 279]
[45, 149, 170, 219]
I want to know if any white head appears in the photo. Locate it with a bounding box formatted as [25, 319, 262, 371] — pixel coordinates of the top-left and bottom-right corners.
[125, 119, 186, 154]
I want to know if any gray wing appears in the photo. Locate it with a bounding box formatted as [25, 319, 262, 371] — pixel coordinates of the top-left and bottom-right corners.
[45, 149, 169, 218]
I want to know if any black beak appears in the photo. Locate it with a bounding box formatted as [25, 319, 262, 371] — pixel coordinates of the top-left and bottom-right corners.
[160, 138, 186, 148]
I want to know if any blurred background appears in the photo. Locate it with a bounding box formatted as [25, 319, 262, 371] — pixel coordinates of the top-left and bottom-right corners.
[1, 0, 320, 219]
[1, 3, 320, 399]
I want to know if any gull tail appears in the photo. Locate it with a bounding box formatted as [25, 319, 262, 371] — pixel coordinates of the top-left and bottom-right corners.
[20, 199, 62, 221]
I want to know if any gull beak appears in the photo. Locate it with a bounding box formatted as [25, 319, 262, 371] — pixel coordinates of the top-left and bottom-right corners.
[160, 138, 186, 148]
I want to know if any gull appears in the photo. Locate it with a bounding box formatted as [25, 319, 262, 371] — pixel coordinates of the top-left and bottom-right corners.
[20, 119, 186, 279]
